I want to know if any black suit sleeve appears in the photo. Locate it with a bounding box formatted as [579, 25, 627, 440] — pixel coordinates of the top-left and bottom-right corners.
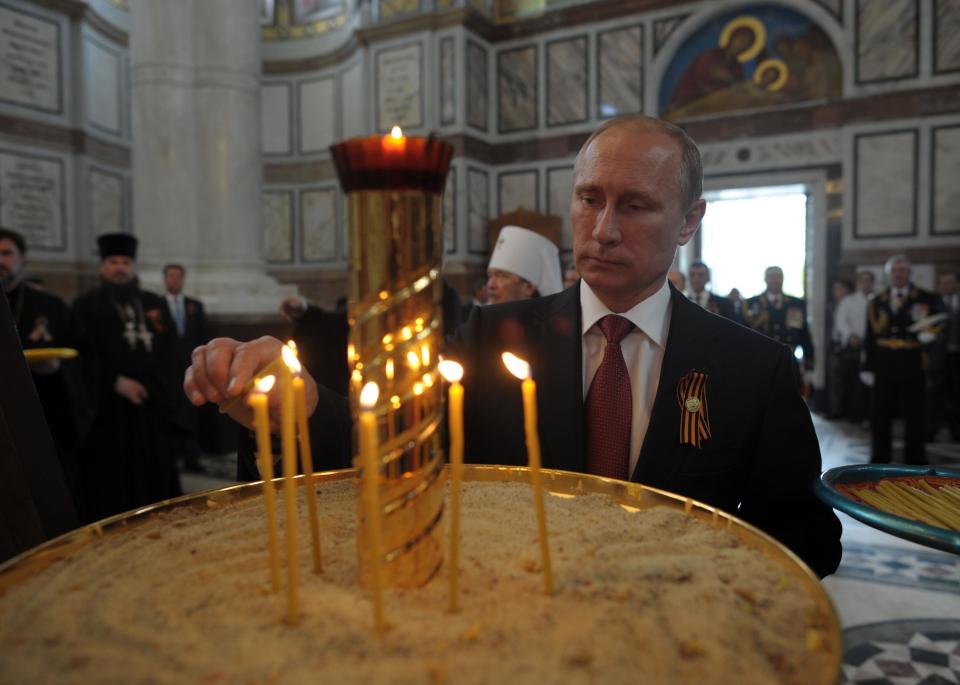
[737, 344, 842, 578]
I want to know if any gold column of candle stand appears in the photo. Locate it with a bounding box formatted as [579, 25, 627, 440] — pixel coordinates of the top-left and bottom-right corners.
[332, 134, 453, 589]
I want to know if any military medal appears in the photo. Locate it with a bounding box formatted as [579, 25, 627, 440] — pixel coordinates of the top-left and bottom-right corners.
[677, 370, 711, 448]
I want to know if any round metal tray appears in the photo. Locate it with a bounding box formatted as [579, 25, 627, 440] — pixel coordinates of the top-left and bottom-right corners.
[816, 464, 960, 555]
[0, 465, 842, 682]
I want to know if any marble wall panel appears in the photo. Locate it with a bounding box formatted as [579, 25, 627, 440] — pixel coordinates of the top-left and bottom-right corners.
[813, 0, 842, 18]
[498, 169, 537, 214]
[546, 166, 574, 251]
[935, 0, 960, 73]
[443, 167, 457, 253]
[466, 40, 488, 131]
[375, 42, 422, 131]
[0, 5, 61, 113]
[85, 38, 121, 135]
[546, 36, 587, 127]
[467, 167, 489, 254]
[301, 188, 338, 261]
[932, 125, 960, 235]
[263, 190, 293, 262]
[89, 168, 123, 237]
[597, 25, 642, 118]
[856, 0, 917, 83]
[261, 83, 292, 155]
[854, 131, 917, 238]
[498, 45, 537, 133]
[341, 62, 366, 138]
[439, 37, 456, 126]
[299, 77, 337, 153]
[653, 15, 686, 55]
[0, 150, 64, 250]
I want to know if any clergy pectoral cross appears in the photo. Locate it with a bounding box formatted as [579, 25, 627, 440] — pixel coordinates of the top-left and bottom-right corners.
[138, 323, 154, 352]
[123, 320, 139, 349]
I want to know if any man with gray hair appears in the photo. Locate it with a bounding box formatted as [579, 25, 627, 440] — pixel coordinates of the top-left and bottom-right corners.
[863, 255, 942, 464]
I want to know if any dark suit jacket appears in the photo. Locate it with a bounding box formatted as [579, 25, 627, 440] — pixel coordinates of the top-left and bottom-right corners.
[452, 283, 841, 578]
[240, 283, 842, 577]
[689, 291, 737, 321]
[162, 295, 207, 353]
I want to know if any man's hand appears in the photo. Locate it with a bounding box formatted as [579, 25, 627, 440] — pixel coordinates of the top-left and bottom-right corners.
[279, 296, 307, 322]
[115, 375, 149, 405]
[183, 336, 320, 430]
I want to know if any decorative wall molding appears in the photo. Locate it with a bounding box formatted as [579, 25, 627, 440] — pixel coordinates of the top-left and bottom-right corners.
[0, 114, 130, 167]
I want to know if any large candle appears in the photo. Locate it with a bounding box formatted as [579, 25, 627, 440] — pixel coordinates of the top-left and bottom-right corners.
[502, 352, 554, 595]
[359, 381, 386, 633]
[248, 375, 281, 592]
[280, 344, 300, 623]
[438, 360, 464, 612]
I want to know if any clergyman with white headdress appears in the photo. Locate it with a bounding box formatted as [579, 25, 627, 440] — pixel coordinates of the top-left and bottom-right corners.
[485, 225, 563, 305]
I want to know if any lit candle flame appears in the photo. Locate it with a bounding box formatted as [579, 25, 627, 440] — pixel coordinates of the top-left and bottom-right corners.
[438, 359, 464, 383]
[385, 358, 395, 380]
[256, 375, 276, 393]
[422, 373, 434, 388]
[360, 381, 380, 409]
[390, 125, 403, 139]
[406, 350, 421, 371]
[282, 343, 301, 374]
[501, 352, 530, 381]
[420, 343, 430, 366]
[413, 382, 424, 396]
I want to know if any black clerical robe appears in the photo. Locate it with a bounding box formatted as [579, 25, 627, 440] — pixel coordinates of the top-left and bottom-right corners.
[8, 282, 89, 516]
[74, 286, 181, 521]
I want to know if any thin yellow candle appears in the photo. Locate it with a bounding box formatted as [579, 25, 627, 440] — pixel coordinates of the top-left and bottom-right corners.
[502, 352, 554, 595]
[280, 343, 300, 624]
[292, 373, 323, 574]
[359, 381, 387, 633]
[248, 375, 281, 592]
[438, 360, 464, 612]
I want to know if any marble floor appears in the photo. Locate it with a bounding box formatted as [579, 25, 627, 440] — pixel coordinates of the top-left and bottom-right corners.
[180, 417, 960, 684]
[817, 417, 960, 685]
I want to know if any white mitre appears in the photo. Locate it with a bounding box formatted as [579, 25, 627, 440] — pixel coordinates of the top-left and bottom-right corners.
[488, 225, 563, 296]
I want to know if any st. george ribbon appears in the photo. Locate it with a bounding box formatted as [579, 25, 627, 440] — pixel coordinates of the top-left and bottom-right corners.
[330, 127, 453, 588]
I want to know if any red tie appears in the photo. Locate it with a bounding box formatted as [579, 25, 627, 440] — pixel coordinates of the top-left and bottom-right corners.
[586, 315, 635, 480]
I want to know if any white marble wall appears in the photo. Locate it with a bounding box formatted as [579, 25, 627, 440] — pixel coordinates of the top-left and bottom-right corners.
[263, 190, 293, 262]
[0, 148, 66, 251]
[443, 167, 457, 253]
[299, 76, 337, 152]
[88, 167, 125, 236]
[301, 188, 338, 261]
[854, 130, 917, 237]
[935, 0, 960, 73]
[856, 0, 917, 83]
[546, 36, 587, 126]
[933, 125, 960, 235]
[598, 25, 643, 118]
[83, 36, 123, 136]
[497, 169, 537, 214]
[340, 60, 366, 138]
[466, 39, 489, 131]
[546, 165, 574, 250]
[497, 45, 537, 133]
[261, 83, 292, 155]
[466, 166, 490, 253]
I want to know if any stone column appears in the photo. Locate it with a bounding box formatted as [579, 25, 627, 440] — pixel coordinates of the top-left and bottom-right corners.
[130, 0, 295, 313]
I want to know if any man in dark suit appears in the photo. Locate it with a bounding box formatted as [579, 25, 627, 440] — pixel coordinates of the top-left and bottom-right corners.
[162, 263, 207, 471]
[685, 260, 737, 321]
[184, 115, 842, 578]
[926, 272, 960, 442]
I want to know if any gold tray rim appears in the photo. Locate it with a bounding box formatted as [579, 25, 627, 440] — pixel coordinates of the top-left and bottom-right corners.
[0, 465, 842, 681]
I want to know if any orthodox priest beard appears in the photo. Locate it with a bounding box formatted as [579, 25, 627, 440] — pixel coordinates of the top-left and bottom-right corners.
[101, 276, 141, 304]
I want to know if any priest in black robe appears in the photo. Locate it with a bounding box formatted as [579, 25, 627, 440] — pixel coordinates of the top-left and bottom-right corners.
[74, 233, 181, 521]
[1, 228, 88, 518]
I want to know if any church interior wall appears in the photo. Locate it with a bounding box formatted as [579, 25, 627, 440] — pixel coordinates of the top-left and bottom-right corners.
[1, 0, 958, 316]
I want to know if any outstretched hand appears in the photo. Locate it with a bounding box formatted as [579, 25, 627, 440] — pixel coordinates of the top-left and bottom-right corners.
[183, 336, 320, 430]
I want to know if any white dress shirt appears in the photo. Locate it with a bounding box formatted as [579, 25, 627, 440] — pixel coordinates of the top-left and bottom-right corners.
[686, 289, 710, 308]
[581, 279, 672, 477]
[166, 293, 185, 334]
[833, 291, 869, 346]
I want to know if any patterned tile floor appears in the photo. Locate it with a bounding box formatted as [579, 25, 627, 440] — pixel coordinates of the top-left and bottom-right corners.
[180, 416, 960, 684]
[816, 416, 960, 685]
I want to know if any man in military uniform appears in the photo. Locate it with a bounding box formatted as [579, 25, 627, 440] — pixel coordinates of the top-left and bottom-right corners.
[73, 233, 181, 521]
[863, 255, 943, 465]
[0, 228, 87, 516]
[745, 266, 814, 386]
